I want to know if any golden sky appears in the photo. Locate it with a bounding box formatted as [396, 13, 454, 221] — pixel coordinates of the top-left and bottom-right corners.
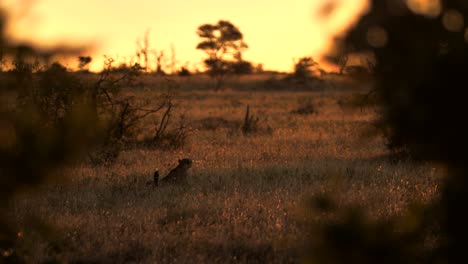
[5, 0, 368, 72]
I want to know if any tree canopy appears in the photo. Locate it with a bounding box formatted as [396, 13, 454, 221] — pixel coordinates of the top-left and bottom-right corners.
[196, 20, 249, 89]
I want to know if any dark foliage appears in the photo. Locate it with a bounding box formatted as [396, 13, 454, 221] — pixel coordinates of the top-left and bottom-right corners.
[231, 60, 254, 75]
[241, 105, 272, 135]
[241, 105, 259, 135]
[284, 57, 322, 88]
[291, 98, 318, 115]
[0, 6, 99, 260]
[308, 1, 468, 263]
[0, 6, 177, 259]
[178, 66, 191, 76]
[196, 20, 249, 90]
[78, 56, 92, 72]
[344, 65, 371, 81]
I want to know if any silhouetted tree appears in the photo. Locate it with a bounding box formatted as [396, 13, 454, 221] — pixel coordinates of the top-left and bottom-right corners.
[78, 56, 92, 72]
[294, 57, 318, 79]
[136, 29, 151, 71]
[178, 66, 191, 77]
[255, 63, 264, 74]
[289, 56, 320, 86]
[309, 1, 468, 263]
[231, 60, 253, 75]
[169, 43, 177, 74]
[154, 50, 166, 75]
[196, 20, 248, 90]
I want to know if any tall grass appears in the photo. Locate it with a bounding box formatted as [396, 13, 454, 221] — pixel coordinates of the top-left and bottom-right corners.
[11, 80, 442, 263]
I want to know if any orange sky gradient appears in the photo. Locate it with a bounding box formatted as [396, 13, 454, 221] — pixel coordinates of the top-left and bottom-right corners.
[4, 0, 369, 73]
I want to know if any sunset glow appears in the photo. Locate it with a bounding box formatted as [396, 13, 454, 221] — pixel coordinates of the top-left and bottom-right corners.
[4, 0, 368, 72]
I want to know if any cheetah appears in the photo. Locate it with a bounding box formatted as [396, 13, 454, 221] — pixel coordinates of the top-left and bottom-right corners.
[149, 158, 193, 187]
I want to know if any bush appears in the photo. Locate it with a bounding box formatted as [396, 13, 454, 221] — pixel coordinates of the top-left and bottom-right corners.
[284, 57, 322, 87]
[291, 98, 318, 115]
[241, 105, 272, 135]
[178, 66, 191, 77]
[0, 25, 99, 260]
[309, 1, 468, 263]
[337, 92, 378, 111]
[194, 116, 241, 131]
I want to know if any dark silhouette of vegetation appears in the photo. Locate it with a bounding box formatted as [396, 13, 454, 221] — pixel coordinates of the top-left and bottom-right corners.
[309, 1, 468, 263]
[337, 91, 379, 112]
[169, 44, 177, 75]
[231, 60, 253, 75]
[154, 50, 166, 75]
[241, 105, 272, 135]
[78, 56, 92, 72]
[136, 29, 151, 72]
[178, 66, 191, 76]
[255, 63, 264, 74]
[144, 101, 189, 150]
[345, 65, 372, 81]
[281, 56, 323, 88]
[292, 57, 319, 83]
[135, 30, 168, 75]
[0, 6, 99, 261]
[338, 54, 349, 75]
[291, 97, 318, 115]
[196, 20, 249, 90]
[241, 105, 259, 135]
[0, 6, 180, 259]
[87, 57, 173, 164]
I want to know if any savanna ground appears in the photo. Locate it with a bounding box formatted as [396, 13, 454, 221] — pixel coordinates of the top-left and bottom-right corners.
[10, 74, 442, 263]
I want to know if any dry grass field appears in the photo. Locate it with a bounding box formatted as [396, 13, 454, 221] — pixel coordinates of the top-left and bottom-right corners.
[10, 75, 442, 263]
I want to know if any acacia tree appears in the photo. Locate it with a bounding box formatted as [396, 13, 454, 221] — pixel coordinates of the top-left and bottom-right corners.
[196, 20, 248, 90]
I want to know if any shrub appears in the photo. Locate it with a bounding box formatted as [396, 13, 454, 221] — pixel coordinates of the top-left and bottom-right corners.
[143, 103, 192, 150]
[310, 1, 468, 263]
[241, 105, 272, 135]
[284, 57, 322, 87]
[195, 116, 241, 131]
[178, 66, 191, 77]
[291, 98, 318, 115]
[337, 91, 378, 111]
